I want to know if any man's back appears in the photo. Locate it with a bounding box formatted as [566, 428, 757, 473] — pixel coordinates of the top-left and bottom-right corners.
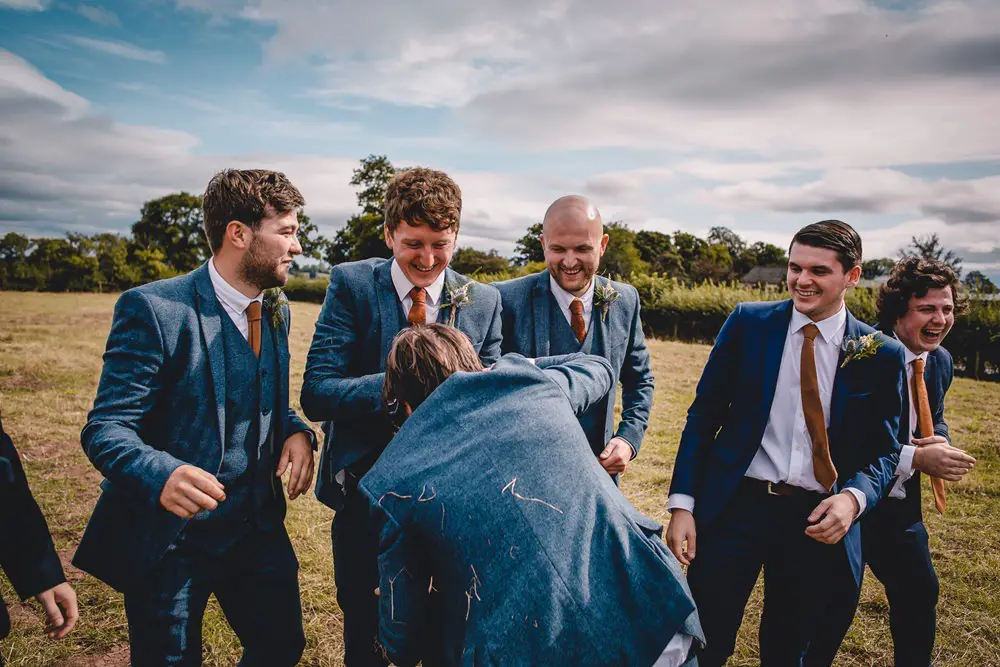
[360, 355, 700, 666]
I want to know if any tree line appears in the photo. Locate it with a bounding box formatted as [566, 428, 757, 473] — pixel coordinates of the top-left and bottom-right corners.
[1, 155, 995, 293]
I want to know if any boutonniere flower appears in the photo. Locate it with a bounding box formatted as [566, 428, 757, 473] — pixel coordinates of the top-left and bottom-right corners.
[593, 280, 620, 322]
[263, 287, 287, 328]
[840, 332, 884, 368]
[441, 280, 474, 326]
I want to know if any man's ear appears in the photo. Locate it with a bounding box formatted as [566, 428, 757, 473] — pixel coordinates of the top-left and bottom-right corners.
[224, 220, 251, 250]
[384, 224, 393, 249]
[846, 264, 862, 288]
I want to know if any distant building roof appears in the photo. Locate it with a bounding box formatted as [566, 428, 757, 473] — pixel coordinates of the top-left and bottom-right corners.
[741, 266, 786, 285]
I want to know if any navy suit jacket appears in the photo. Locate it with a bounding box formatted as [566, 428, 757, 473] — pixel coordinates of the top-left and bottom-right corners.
[493, 271, 654, 453]
[302, 258, 503, 511]
[74, 264, 312, 592]
[360, 354, 702, 667]
[669, 299, 905, 583]
[1, 417, 66, 639]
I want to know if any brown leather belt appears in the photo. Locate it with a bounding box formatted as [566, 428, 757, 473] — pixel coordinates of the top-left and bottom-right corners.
[741, 477, 828, 499]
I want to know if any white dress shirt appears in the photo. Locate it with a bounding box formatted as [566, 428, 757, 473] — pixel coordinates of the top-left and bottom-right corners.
[888, 338, 928, 499]
[208, 257, 262, 341]
[549, 275, 595, 334]
[391, 259, 446, 324]
[668, 306, 867, 516]
[652, 632, 694, 667]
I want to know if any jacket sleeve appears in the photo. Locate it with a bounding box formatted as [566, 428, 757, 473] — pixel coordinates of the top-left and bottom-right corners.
[81, 289, 186, 506]
[615, 286, 655, 453]
[279, 304, 316, 447]
[843, 342, 906, 513]
[367, 498, 431, 667]
[540, 354, 615, 417]
[669, 304, 745, 499]
[476, 287, 504, 367]
[300, 269, 385, 422]
[0, 421, 66, 600]
[934, 352, 954, 442]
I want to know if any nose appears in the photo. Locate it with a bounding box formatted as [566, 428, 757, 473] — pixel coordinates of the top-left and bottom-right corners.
[289, 235, 302, 256]
[417, 248, 435, 268]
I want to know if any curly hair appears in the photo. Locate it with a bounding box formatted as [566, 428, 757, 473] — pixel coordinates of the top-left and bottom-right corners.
[383, 324, 483, 418]
[202, 169, 304, 252]
[877, 257, 969, 331]
[384, 167, 462, 235]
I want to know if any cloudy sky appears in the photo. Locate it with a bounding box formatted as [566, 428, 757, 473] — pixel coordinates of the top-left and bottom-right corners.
[1, 0, 998, 279]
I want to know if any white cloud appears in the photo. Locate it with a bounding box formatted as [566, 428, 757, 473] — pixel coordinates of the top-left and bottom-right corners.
[66, 36, 167, 63]
[0, 0, 47, 9]
[75, 4, 121, 27]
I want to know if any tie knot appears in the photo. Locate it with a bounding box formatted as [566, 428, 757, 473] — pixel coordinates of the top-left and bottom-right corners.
[802, 323, 820, 342]
[912, 357, 926, 375]
[246, 300, 262, 322]
[570, 298, 584, 315]
[409, 286, 426, 304]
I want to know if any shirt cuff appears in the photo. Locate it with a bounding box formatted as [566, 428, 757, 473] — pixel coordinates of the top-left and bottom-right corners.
[667, 493, 695, 514]
[843, 487, 867, 520]
[896, 444, 916, 479]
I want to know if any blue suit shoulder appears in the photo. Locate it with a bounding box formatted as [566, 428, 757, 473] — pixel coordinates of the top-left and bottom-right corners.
[328, 257, 388, 282]
[492, 271, 536, 298]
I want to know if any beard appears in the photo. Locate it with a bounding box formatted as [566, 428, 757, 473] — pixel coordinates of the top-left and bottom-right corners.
[238, 232, 286, 290]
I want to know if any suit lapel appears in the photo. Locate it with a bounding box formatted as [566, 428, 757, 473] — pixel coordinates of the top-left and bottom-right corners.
[375, 260, 401, 371]
[593, 275, 610, 359]
[829, 309, 861, 433]
[193, 264, 226, 454]
[441, 269, 459, 328]
[759, 300, 793, 429]
[532, 271, 551, 357]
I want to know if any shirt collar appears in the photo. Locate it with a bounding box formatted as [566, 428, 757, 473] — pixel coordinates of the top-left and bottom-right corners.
[893, 332, 929, 366]
[390, 258, 446, 306]
[208, 257, 262, 314]
[549, 274, 595, 311]
[790, 303, 847, 346]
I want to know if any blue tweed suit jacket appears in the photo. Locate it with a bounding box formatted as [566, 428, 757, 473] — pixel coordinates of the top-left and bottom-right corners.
[360, 354, 703, 667]
[302, 258, 503, 510]
[493, 271, 654, 453]
[73, 264, 312, 591]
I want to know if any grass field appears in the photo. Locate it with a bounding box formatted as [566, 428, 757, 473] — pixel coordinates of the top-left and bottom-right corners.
[0, 291, 997, 666]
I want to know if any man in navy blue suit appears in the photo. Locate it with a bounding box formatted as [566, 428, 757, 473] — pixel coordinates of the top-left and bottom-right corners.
[362, 324, 703, 666]
[852, 257, 974, 665]
[666, 220, 905, 666]
[494, 195, 654, 477]
[302, 168, 502, 666]
[75, 169, 316, 666]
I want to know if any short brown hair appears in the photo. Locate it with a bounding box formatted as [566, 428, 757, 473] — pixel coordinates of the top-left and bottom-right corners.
[383, 324, 482, 414]
[384, 167, 462, 236]
[789, 220, 863, 272]
[877, 257, 969, 331]
[202, 169, 305, 252]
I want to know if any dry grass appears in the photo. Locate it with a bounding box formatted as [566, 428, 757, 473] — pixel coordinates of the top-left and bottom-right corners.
[0, 292, 997, 666]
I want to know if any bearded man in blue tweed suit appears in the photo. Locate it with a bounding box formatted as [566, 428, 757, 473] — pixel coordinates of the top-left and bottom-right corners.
[301, 167, 503, 666]
[75, 169, 317, 666]
[493, 195, 654, 477]
[363, 324, 703, 667]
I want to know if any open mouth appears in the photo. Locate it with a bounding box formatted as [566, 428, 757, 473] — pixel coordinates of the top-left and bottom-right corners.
[794, 288, 819, 298]
[560, 266, 584, 277]
[412, 264, 438, 273]
[921, 328, 944, 342]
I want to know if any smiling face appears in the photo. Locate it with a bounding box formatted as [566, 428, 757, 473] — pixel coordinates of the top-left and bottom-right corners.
[894, 287, 955, 353]
[384, 221, 457, 288]
[787, 242, 861, 321]
[541, 198, 609, 296]
[237, 208, 301, 289]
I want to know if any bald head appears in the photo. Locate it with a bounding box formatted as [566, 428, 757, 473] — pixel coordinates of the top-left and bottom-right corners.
[542, 195, 603, 237]
[540, 194, 609, 296]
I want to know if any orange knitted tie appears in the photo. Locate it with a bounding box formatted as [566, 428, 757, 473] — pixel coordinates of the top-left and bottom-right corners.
[246, 301, 262, 358]
[570, 299, 586, 344]
[802, 324, 837, 490]
[912, 358, 947, 514]
[408, 287, 427, 326]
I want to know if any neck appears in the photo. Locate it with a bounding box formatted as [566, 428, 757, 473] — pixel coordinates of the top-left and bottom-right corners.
[212, 253, 261, 299]
[807, 300, 845, 323]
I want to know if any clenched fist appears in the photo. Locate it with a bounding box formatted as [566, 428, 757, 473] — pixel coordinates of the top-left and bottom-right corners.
[159, 464, 226, 519]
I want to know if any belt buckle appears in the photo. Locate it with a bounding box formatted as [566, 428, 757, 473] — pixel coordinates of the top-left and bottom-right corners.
[767, 481, 781, 496]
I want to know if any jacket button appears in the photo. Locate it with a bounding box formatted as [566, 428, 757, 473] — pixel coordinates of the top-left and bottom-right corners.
[262, 407, 271, 416]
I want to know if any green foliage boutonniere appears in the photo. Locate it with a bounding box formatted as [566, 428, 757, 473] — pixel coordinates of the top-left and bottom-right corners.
[263, 287, 287, 329]
[593, 280, 620, 322]
[840, 332, 884, 368]
[441, 280, 474, 326]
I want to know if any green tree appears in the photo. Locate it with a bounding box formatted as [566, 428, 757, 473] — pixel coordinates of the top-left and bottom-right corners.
[635, 230, 684, 275]
[599, 222, 648, 277]
[690, 244, 733, 282]
[0, 232, 32, 289]
[707, 227, 746, 259]
[964, 270, 998, 294]
[900, 233, 963, 277]
[350, 154, 397, 216]
[738, 241, 788, 278]
[450, 247, 511, 275]
[325, 213, 391, 266]
[513, 222, 544, 265]
[296, 211, 327, 260]
[90, 233, 139, 292]
[862, 257, 896, 280]
[131, 192, 207, 273]
[672, 231, 709, 279]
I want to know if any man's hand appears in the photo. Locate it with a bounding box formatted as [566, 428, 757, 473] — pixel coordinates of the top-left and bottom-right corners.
[599, 437, 633, 475]
[666, 509, 697, 566]
[912, 437, 976, 481]
[159, 465, 226, 518]
[805, 492, 858, 544]
[35, 582, 78, 639]
[278, 431, 315, 500]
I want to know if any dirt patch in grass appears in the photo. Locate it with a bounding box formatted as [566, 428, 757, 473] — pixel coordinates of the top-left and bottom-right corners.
[53, 644, 130, 667]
